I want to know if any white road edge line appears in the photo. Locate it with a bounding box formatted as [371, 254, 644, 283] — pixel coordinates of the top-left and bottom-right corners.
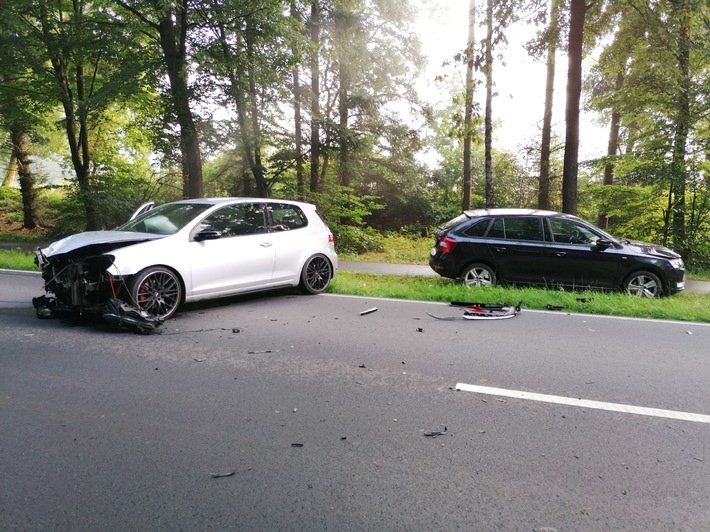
[455, 383, 710, 424]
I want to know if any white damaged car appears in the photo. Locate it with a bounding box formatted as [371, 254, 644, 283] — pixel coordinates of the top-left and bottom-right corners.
[34, 198, 338, 328]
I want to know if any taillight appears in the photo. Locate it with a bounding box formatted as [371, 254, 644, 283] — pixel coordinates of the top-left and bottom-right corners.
[328, 233, 334, 244]
[438, 236, 458, 254]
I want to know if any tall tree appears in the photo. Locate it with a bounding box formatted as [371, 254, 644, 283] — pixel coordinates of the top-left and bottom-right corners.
[111, 0, 204, 199]
[561, 0, 590, 215]
[537, 0, 562, 210]
[462, 0, 476, 211]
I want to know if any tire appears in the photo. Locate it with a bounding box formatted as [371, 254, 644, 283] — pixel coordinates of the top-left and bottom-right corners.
[128, 266, 183, 319]
[460, 263, 497, 287]
[624, 270, 663, 298]
[299, 254, 332, 294]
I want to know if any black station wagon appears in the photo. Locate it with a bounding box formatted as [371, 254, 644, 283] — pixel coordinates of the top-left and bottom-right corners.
[429, 209, 686, 297]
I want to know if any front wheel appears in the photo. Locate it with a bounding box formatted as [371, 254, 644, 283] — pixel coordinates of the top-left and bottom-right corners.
[128, 266, 183, 319]
[460, 263, 497, 287]
[299, 254, 332, 294]
[624, 271, 663, 298]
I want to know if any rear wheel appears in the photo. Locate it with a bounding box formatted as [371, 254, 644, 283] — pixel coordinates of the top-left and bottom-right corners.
[624, 271, 662, 298]
[129, 266, 183, 319]
[460, 263, 497, 287]
[299, 254, 332, 294]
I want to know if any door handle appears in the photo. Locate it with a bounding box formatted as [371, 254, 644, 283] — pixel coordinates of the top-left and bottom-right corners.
[495, 247, 506, 252]
[260, 242, 273, 248]
[556, 252, 566, 256]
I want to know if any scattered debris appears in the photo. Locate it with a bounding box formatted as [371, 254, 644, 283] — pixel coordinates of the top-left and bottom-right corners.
[546, 304, 565, 311]
[291, 443, 304, 448]
[415, 327, 424, 332]
[428, 301, 521, 321]
[247, 349, 279, 354]
[360, 307, 378, 316]
[101, 298, 164, 334]
[232, 328, 242, 333]
[193, 358, 206, 362]
[358, 364, 366, 368]
[424, 426, 448, 438]
[576, 297, 594, 303]
[686, 331, 693, 335]
[210, 471, 236, 479]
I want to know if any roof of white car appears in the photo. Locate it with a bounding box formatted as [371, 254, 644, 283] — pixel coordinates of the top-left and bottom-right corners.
[173, 197, 315, 208]
[463, 208, 576, 218]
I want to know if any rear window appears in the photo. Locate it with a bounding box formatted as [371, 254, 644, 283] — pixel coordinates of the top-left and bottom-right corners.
[269, 203, 308, 231]
[462, 218, 490, 237]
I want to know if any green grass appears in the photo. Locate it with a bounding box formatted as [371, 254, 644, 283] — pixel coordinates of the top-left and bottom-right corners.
[329, 271, 710, 323]
[338, 234, 432, 264]
[0, 248, 39, 271]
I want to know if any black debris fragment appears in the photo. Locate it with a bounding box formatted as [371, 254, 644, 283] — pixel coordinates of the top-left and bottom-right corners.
[232, 328, 242, 333]
[358, 364, 366, 368]
[576, 298, 594, 303]
[415, 328, 424, 332]
[424, 426, 448, 438]
[360, 307, 378, 316]
[210, 471, 236, 479]
[546, 304, 565, 311]
[291, 443, 304, 448]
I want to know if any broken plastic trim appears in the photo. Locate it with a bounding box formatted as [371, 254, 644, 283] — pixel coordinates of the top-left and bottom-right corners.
[102, 299, 164, 334]
[427, 301, 522, 321]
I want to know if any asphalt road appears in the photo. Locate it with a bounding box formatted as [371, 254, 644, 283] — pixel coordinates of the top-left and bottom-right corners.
[2, 271, 710, 531]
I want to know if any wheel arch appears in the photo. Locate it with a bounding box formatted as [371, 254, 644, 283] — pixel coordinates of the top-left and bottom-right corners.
[127, 264, 187, 306]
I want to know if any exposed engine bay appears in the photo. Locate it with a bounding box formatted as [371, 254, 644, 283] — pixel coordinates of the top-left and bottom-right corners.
[33, 242, 163, 333]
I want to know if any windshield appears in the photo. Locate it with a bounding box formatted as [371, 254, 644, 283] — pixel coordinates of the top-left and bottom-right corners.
[117, 203, 213, 235]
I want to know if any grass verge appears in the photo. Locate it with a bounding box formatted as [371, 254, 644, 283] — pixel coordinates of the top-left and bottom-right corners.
[0, 249, 39, 271]
[329, 271, 710, 323]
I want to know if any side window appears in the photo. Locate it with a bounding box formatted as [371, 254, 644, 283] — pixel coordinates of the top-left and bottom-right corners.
[508, 217, 543, 241]
[488, 218, 505, 239]
[269, 204, 308, 231]
[487, 217, 544, 241]
[462, 218, 490, 237]
[548, 218, 599, 245]
[200, 203, 266, 237]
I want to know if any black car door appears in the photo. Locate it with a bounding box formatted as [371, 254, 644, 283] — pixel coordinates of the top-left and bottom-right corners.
[484, 216, 549, 284]
[544, 217, 620, 289]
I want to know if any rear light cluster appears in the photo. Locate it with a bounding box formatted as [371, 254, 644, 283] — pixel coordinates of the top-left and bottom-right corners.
[437, 236, 458, 254]
[328, 233, 334, 244]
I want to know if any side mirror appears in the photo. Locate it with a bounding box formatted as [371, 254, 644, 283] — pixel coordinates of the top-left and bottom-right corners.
[194, 229, 222, 242]
[594, 238, 612, 249]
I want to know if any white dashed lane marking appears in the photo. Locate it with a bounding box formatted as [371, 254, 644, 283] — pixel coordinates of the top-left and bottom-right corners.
[456, 383, 710, 424]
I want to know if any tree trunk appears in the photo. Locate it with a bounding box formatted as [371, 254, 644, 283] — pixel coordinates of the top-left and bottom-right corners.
[670, 1, 690, 257]
[484, 0, 493, 208]
[308, 0, 322, 194]
[291, 1, 305, 200]
[245, 33, 268, 198]
[597, 72, 623, 228]
[561, 0, 587, 215]
[538, 0, 561, 211]
[11, 129, 38, 229]
[156, 2, 203, 199]
[462, 0, 476, 211]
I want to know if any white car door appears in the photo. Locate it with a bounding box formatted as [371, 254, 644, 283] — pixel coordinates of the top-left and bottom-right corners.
[188, 203, 276, 297]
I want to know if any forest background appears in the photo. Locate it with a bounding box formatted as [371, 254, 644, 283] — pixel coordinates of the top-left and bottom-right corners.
[1, 0, 709, 269]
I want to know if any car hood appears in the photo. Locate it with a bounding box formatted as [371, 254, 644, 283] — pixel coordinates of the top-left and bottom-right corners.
[623, 239, 681, 260]
[40, 231, 165, 257]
